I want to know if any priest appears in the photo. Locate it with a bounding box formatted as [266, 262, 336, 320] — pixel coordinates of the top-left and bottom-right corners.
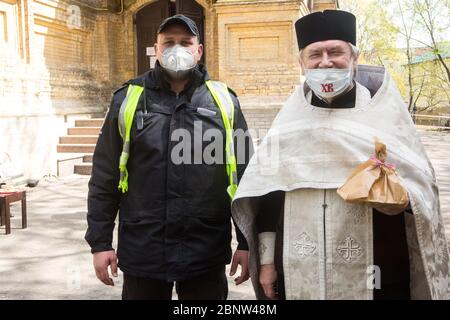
[231, 10, 449, 300]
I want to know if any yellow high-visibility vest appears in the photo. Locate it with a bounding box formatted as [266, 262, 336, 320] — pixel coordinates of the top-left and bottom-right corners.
[117, 80, 238, 200]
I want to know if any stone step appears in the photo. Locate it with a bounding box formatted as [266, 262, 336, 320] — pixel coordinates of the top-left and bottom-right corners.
[74, 163, 92, 175]
[68, 127, 101, 135]
[59, 135, 99, 144]
[75, 119, 104, 127]
[57, 144, 96, 153]
[83, 154, 93, 163]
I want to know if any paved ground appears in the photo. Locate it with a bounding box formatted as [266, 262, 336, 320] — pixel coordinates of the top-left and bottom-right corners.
[419, 130, 450, 242]
[0, 180, 255, 300]
[0, 129, 448, 300]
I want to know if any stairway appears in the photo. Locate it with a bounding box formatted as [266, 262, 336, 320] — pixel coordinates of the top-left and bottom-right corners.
[57, 119, 103, 175]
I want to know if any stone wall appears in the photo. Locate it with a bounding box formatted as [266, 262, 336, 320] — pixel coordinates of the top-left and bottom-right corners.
[312, 0, 336, 12]
[214, 0, 310, 96]
[0, 0, 337, 178]
[239, 96, 286, 142]
[0, 0, 111, 178]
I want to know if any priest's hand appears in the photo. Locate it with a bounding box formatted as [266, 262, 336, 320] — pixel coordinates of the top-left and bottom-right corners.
[259, 264, 278, 299]
[230, 249, 250, 285]
[93, 250, 118, 286]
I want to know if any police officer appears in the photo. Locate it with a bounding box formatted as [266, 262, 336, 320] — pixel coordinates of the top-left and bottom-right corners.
[85, 15, 252, 300]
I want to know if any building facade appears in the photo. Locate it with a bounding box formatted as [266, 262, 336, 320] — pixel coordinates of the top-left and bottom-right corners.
[0, 0, 336, 178]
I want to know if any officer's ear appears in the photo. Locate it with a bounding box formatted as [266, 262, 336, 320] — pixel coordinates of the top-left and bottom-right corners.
[196, 42, 204, 62]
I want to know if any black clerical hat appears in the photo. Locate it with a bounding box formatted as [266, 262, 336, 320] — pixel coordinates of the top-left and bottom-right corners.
[295, 10, 356, 50]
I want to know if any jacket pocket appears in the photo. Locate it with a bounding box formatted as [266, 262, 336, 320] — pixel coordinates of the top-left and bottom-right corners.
[117, 219, 165, 273]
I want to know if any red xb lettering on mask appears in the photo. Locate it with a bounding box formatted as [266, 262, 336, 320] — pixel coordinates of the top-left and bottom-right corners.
[321, 83, 334, 92]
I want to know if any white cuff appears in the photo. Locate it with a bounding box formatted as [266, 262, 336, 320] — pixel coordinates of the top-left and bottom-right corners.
[258, 232, 276, 265]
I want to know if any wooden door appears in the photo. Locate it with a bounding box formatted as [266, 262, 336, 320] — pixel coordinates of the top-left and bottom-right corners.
[136, 0, 169, 75]
[176, 0, 204, 63]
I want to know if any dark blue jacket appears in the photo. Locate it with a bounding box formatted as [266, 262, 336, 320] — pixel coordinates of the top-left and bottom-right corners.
[85, 62, 252, 281]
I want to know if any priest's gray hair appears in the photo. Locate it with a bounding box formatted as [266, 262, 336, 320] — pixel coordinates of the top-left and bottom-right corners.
[299, 42, 360, 60]
[349, 43, 360, 58]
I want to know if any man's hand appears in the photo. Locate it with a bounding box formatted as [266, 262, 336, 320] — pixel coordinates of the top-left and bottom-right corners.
[259, 264, 278, 299]
[93, 250, 118, 286]
[230, 250, 249, 285]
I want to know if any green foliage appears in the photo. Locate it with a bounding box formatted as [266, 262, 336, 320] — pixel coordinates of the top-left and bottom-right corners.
[339, 0, 399, 65]
[340, 0, 450, 112]
[339, 0, 405, 95]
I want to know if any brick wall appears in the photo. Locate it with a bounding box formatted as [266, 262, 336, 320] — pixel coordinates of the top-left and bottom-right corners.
[0, 0, 113, 178]
[0, 0, 116, 113]
[238, 95, 287, 142]
[0, 0, 337, 178]
[312, 0, 337, 12]
[214, 0, 310, 96]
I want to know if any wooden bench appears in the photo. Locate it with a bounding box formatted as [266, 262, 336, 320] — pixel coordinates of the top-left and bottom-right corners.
[0, 190, 27, 235]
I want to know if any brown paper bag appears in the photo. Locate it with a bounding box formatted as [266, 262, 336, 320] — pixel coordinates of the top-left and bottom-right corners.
[337, 139, 409, 213]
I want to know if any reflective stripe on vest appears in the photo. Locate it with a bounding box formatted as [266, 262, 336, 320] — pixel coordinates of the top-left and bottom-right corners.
[204, 80, 238, 200]
[118, 85, 144, 192]
[117, 81, 238, 200]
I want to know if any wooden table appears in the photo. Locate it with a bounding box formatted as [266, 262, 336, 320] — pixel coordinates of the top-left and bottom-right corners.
[0, 190, 27, 235]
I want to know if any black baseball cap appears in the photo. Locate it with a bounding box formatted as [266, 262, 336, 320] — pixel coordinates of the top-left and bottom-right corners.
[157, 14, 201, 40]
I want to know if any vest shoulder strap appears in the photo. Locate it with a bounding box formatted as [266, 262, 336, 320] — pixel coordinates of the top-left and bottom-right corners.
[205, 80, 238, 199]
[205, 80, 235, 130]
[118, 85, 144, 140]
[117, 84, 143, 193]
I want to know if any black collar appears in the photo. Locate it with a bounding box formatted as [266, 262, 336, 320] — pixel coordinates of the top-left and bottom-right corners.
[311, 84, 356, 109]
[145, 61, 209, 100]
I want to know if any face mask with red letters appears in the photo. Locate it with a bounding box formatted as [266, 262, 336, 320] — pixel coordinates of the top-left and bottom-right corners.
[305, 67, 353, 99]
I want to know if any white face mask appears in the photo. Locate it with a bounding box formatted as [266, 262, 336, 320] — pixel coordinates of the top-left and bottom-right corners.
[160, 44, 197, 73]
[305, 67, 353, 99]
